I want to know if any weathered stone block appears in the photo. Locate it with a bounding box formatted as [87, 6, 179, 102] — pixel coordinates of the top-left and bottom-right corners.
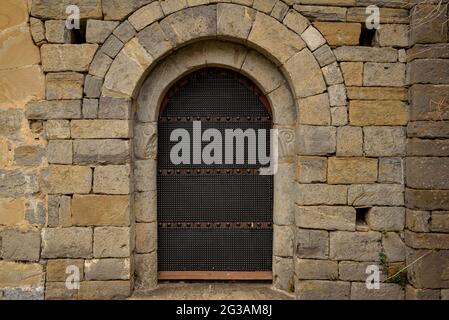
[407, 121, 449, 139]
[42, 165, 92, 194]
[113, 21, 136, 43]
[298, 93, 330, 125]
[407, 138, 449, 157]
[129, 2, 164, 31]
[312, 44, 335, 67]
[0, 198, 25, 226]
[295, 5, 346, 22]
[406, 209, 430, 233]
[71, 120, 131, 139]
[273, 164, 295, 225]
[41, 44, 98, 72]
[383, 232, 405, 262]
[86, 20, 119, 44]
[84, 258, 130, 280]
[45, 282, 78, 300]
[363, 126, 406, 156]
[47, 140, 73, 164]
[46, 259, 84, 282]
[301, 26, 326, 51]
[0, 108, 23, 139]
[349, 100, 408, 125]
[101, 35, 124, 58]
[45, 20, 73, 43]
[336, 126, 363, 156]
[98, 96, 132, 119]
[271, 1, 288, 21]
[48, 195, 71, 227]
[406, 231, 449, 250]
[410, 84, 449, 121]
[430, 211, 449, 233]
[14, 145, 45, 166]
[407, 44, 449, 61]
[134, 252, 157, 290]
[406, 157, 449, 190]
[364, 63, 405, 87]
[314, 22, 360, 46]
[1, 230, 41, 262]
[45, 120, 70, 139]
[328, 84, 347, 106]
[73, 139, 130, 165]
[134, 160, 157, 192]
[0, 261, 43, 288]
[407, 59, 449, 85]
[135, 191, 157, 223]
[379, 157, 403, 184]
[26, 100, 82, 120]
[330, 231, 381, 261]
[340, 62, 363, 86]
[283, 49, 326, 98]
[328, 157, 378, 184]
[334, 46, 397, 62]
[102, 0, 153, 20]
[41, 227, 93, 258]
[297, 125, 336, 155]
[217, 4, 256, 40]
[348, 184, 404, 206]
[331, 106, 348, 126]
[406, 189, 449, 211]
[347, 7, 408, 23]
[137, 22, 173, 60]
[295, 259, 338, 280]
[351, 282, 404, 300]
[296, 280, 350, 300]
[82, 99, 98, 119]
[84, 75, 103, 98]
[295, 206, 355, 231]
[272, 225, 294, 257]
[30, 17, 45, 45]
[405, 285, 440, 300]
[297, 184, 347, 205]
[322, 62, 344, 86]
[374, 24, 409, 47]
[72, 195, 130, 226]
[0, 170, 39, 197]
[296, 156, 327, 183]
[93, 165, 131, 195]
[136, 222, 157, 253]
[366, 207, 404, 232]
[407, 249, 449, 289]
[296, 229, 329, 259]
[347, 86, 407, 101]
[339, 261, 385, 282]
[46, 72, 84, 100]
[31, 0, 102, 19]
[410, 4, 448, 44]
[78, 280, 131, 300]
[94, 227, 131, 258]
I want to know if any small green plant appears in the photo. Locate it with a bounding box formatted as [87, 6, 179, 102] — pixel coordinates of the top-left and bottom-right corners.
[378, 252, 408, 289]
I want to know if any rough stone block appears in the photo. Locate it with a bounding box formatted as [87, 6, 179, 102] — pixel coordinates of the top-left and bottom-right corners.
[129, 2, 164, 31]
[405, 285, 440, 300]
[314, 22, 360, 46]
[45, 282, 78, 300]
[86, 20, 119, 44]
[72, 195, 130, 226]
[406, 209, 430, 233]
[94, 227, 131, 258]
[134, 160, 157, 192]
[46, 259, 84, 282]
[339, 261, 385, 282]
[93, 165, 131, 195]
[73, 139, 130, 165]
[383, 232, 406, 262]
[327, 157, 378, 184]
[430, 211, 449, 233]
[340, 62, 363, 86]
[26, 100, 82, 120]
[407, 138, 449, 157]
[312, 44, 335, 67]
[406, 189, 449, 211]
[363, 126, 406, 156]
[331, 106, 348, 126]
[46, 72, 84, 100]
[407, 121, 449, 139]
[217, 4, 256, 40]
[410, 3, 448, 44]
[47, 140, 73, 164]
[41, 227, 93, 258]
[31, 0, 102, 19]
[364, 63, 406, 87]
[366, 207, 405, 232]
[137, 22, 173, 60]
[30, 17, 46, 45]
[334, 46, 397, 62]
[328, 84, 347, 106]
[407, 59, 449, 85]
[82, 99, 99, 119]
[296, 280, 350, 300]
[1, 230, 41, 262]
[71, 120, 131, 139]
[296, 156, 327, 183]
[135, 191, 157, 222]
[296, 229, 329, 260]
[134, 252, 157, 290]
[101, 35, 124, 58]
[347, 86, 407, 101]
[42, 165, 92, 194]
[134, 123, 157, 160]
[14, 145, 45, 166]
[336, 126, 363, 156]
[349, 100, 408, 125]
[322, 62, 344, 86]
[296, 259, 338, 280]
[405, 231, 449, 250]
[84, 75, 103, 98]
[45, 120, 71, 139]
[295, 5, 347, 22]
[78, 280, 131, 300]
[48, 195, 71, 227]
[297, 125, 336, 155]
[0, 108, 23, 139]
[41, 44, 98, 72]
[136, 223, 157, 253]
[113, 21, 136, 43]
[406, 157, 449, 190]
[379, 157, 403, 184]
[348, 184, 404, 206]
[301, 26, 326, 51]
[0, 261, 43, 288]
[0, 170, 39, 197]
[295, 206, 355, 231]
[0, 198, 26, 226]
[296, 184, 347, 205]
[330, 231, 381, 261]
[347, 7, 408, 23]
[84, 258, 130, 280]
[351, 282, 404, 300]
[99, 96, 132, 119]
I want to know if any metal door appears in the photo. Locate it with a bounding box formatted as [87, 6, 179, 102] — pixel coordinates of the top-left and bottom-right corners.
[157, 68, 273, 280]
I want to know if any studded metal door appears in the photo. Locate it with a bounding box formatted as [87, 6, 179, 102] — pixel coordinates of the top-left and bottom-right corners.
[157, 68, 273, 280]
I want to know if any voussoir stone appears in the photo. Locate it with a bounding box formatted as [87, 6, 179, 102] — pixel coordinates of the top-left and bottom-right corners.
[86, 20, 120, 44]
[297, 125, 336, 155]
[129, 2, 164, 31]
[0, 261, 43, 288]
[41, 227, 93, 258]
[102, 0, 153, 20]
[46, 72, 84, 100]
[217, 4, 256, 40]
[41, 44, 98, 72]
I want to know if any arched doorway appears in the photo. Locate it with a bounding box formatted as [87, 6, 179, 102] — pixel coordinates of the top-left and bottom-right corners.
[157, 68, 274, 280]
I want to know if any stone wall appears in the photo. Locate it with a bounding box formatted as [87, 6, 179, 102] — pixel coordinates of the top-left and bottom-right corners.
[0, 0, 447, 300]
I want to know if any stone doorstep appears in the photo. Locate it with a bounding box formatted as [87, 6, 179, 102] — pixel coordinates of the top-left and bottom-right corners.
[130, 283, 294, 300]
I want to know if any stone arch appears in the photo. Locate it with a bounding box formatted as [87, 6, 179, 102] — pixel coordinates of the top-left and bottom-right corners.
[91, 2, 346, 294]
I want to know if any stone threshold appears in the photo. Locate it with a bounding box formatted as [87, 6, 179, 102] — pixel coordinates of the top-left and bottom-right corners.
[130, 283, 294, 300]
